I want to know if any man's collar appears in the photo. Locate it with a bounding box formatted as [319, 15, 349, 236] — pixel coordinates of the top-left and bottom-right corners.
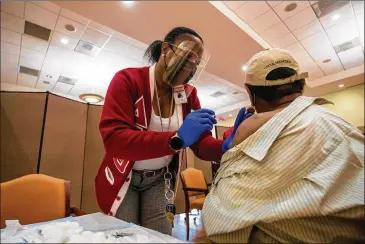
[222, 96, 333, 163]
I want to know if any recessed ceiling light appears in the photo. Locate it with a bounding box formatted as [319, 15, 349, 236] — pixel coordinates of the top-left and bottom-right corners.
[43, 81, 50, 84]
[242, 65, 248, 71]
[338, 84, 344, 88]
[60, 38, 69, 44]
[322, 59, 331, 63]
[79, 93, 104, 103]
[79, 94, 104, 103]
[65, 24, 76, 32]
[284, 3, 297, 12]
[122, 1, 135, 7]
[332, 14, 341, 20]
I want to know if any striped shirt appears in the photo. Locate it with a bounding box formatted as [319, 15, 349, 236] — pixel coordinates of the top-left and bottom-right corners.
[203, 96, 365, 243]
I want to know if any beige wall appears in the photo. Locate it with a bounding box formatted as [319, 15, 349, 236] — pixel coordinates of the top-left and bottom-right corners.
[321, 84, 364, 128]
[216, 117, 235, 127]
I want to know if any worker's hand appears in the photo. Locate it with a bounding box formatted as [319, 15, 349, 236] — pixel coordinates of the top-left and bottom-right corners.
[222, 107, 254, 152]
[178, 109, 217, 148]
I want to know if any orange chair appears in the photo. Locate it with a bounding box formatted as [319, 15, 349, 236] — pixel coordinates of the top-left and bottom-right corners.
[0, 174, 85, 228]
[180, 168, 210, 241]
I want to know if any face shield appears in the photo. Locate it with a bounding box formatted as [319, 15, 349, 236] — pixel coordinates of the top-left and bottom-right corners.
[162, 40, 210, 97]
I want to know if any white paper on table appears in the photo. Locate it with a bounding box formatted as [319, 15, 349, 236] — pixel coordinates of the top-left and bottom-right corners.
[72, 212, 132, 232]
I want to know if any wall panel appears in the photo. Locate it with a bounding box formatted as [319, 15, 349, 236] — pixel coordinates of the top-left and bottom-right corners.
[0, 92, 46, 182]
[39, 94, 87, 208]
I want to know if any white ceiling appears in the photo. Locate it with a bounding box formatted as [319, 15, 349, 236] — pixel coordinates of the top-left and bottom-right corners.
[0, 1, 248, 115]
[222, 1, 364, 82]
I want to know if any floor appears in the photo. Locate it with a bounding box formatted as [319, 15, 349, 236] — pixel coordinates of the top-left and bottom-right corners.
[172, 210, 206, 242]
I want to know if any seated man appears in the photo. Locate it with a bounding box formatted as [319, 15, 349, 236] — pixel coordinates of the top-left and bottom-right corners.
[201, 48, 365, 243]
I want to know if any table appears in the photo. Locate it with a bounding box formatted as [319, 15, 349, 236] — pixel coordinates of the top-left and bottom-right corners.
[1, 212, 186, 243]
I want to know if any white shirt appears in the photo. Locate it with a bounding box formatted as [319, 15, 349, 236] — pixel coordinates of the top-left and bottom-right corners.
[203, 96, 365, 243]
[133, 64, 180, 171]
[133, 108, 179, 170]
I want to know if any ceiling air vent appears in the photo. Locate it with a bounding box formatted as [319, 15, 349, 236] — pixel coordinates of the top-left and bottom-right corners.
[334, 37, 362, 53]
[311, 0, 349, 18]
[23, 21, 52, 41]
[74, 40, 101, 57]
[19, 66, 40, 77]
[57, 76, 77, 85]
[210, 91, 226, 98]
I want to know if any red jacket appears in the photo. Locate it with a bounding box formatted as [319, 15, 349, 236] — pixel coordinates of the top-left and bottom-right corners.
[223, 127, 234, 140]
[95, 66, 224, 216]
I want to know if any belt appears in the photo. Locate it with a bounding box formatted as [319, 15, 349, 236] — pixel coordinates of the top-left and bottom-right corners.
[132, 167, 166, 178]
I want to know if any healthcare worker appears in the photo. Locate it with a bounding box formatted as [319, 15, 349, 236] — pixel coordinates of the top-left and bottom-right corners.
[95, 27, 252, 235]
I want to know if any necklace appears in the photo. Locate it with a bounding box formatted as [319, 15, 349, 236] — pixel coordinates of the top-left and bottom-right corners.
[154, 81, 174, 132]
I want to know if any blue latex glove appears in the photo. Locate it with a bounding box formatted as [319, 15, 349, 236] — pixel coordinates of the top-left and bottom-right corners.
[178, 109, 217, 148]
[222, 107, 253, 152]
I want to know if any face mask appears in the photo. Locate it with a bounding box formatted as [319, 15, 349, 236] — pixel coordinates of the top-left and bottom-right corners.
[162, 41, 207, 88]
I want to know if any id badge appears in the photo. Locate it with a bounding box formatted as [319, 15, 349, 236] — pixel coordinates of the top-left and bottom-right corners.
[173, 85, 187, 104]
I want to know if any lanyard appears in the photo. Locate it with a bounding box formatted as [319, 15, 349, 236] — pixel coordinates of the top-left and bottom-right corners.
[154, 80, 181, 203]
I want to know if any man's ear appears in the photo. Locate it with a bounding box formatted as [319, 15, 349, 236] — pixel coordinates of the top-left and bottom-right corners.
[245, 84, 254, 106]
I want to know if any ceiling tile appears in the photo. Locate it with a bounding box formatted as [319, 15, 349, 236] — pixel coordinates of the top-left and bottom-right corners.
[31, 1, 61, 14]
[260, 22, 290, 42]
[235, 1, 271, 23]
[224, 1, 246, 11]
[17, 73, 38, 88]
[357, 13, 364, 45]
[50, 31, 79, 51]
[55, 16, 86, 39]
[1, 1, 25, 18]
[104, 37, 132, 55]
[112, 31, 136, 46]
[81, 27, 110, 47]
[88, 21, 114, 35]
[270, 32, 297, 48]
[1, 12, 23, 33]
[267, 1, 283, 8]
[352, 1, 364, 15]
[249, 10, 281, 33]
[284, 6, 317, 31]
[68, 84, 92, 97]
[1, 28, 21, 45]
[273, 1, 310, 20]
[285, 42, 305, 54]
[38, 70, 60, 83]
[132, 40, 148, 50]
[338, 46, 364, 70]
[36, 78, 55, 91]
[1, 41, 20, 56]
[60, 8, 89, 25]
[316, 55, 344, 75]
[1, 67, 18, 84]
[128, 46, 145, 62]
[20, 47, 45, 70]
[1, 51, 19, 69]
[96, 49, 133, 73]
[326, 17, 359, 46]
[24, 2, 58, 30]
[292, 49, 313, 65]
[301, 31, 337, 60]
[319, 3, 354, 29]
[1, 52, 19, 84]
[21, 34, 49, 53]
[292, 19, 323, 41]
[52, 82, 73, 94]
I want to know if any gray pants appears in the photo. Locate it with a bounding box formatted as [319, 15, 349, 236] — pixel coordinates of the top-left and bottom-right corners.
[116, 169, 172, 235]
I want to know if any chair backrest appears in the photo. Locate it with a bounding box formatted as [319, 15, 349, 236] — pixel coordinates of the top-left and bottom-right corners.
[181, 168, 208, 197]
[0, 174, 70, 228]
